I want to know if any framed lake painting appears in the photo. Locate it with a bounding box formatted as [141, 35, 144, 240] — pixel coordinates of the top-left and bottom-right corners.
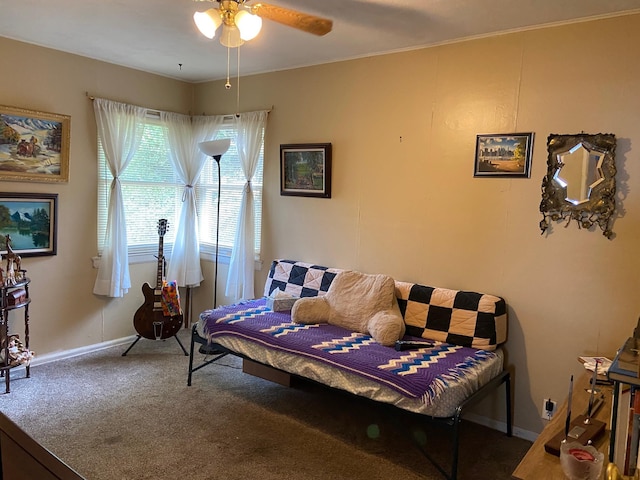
[0, 105, 70, 183]
[474, 132, 534, 178]
[0, 193, 58, 257]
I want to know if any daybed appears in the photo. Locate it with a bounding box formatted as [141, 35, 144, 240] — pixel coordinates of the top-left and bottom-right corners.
[187, 259, 512, 480]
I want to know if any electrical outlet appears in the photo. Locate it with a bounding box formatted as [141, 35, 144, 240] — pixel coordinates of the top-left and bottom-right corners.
[541, 398, 557, 420]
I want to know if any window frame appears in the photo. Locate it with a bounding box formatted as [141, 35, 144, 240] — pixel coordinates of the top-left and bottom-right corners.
[96, 113, 264, 265]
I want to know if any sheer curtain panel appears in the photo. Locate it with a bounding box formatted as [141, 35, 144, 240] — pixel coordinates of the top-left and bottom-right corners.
[163, 113, 225, 287]
[225, 110, 268, 301]
[93, 98, 147, 297]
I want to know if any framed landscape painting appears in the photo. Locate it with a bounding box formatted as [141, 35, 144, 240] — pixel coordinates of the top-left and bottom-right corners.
[280, 143, 332, 198]
[0, 192, 58, 257]
[474, 132, 534, 178]
[0, 105, 71, 183]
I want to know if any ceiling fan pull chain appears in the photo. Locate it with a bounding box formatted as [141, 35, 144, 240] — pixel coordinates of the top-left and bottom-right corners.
[236, 46, 241, 116]
[225, 45, 232, 89]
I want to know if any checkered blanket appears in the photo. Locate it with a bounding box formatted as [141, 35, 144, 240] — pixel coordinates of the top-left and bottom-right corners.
[263, 259, 507, 351]
[395, 282, 507, 351]
[201, 299, 499, 405]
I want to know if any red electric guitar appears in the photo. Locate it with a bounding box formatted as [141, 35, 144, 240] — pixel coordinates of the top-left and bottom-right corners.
[132, 219, 183, 340]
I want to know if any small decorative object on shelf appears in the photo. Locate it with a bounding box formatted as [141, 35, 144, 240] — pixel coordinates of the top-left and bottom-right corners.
[560, 441, 604, 480]
[0, 334, 34, 367]
[3, 234, 23, 286]
[6, 288, 26, 307]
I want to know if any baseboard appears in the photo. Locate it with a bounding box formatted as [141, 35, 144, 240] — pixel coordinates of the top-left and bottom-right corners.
[465, 412, 538, 443]
[13, 335, 138, 370]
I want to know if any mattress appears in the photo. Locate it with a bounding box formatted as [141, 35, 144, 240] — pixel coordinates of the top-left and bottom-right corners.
[197, 300, 504, 418]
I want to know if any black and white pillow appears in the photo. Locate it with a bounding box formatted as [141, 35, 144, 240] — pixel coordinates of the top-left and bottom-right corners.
[395, 281, 507, 351]
[264, 259, 342, 298]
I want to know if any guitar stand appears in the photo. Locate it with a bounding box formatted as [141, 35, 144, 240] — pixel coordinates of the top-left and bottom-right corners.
[122, 334, 188, 357]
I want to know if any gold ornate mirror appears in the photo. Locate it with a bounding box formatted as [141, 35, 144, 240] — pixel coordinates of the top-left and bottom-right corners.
[539, 133, 616, 238]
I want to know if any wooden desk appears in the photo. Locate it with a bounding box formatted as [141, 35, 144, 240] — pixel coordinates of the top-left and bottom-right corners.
[512, 371, 612, 479]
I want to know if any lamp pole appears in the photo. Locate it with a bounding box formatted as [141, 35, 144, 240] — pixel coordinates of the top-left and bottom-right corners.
[197, 138, 230, 309]
[213, 153, 222, 309]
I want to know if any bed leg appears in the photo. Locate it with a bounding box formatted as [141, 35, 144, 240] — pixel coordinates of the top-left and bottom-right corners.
[447, 370, 511, 480]
[187, 324, 197, 386]
[450, 414, 461, 480]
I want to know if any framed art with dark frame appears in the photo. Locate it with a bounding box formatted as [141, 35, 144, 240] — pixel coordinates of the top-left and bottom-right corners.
[0, 105, 71, 183]
[0, 192, 58, 257]
[280, 143, 332, 198]
[474, 132, 534, 178]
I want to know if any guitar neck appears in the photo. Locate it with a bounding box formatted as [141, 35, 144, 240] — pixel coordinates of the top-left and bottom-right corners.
[156, 236, 164, 289]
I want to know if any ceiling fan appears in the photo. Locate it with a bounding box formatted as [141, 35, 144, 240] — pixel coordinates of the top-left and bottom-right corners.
[193, 0, 333, 47]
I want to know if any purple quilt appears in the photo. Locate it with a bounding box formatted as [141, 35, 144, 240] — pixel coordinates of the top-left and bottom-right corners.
[201, 299, 498, 406]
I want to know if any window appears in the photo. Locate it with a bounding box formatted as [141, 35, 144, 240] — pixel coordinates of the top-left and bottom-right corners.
[195, 124, 263, 258]
[97, 116, 263, 261]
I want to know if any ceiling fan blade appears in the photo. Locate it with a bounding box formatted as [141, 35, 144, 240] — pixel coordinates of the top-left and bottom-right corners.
[251, 3, 333, 36]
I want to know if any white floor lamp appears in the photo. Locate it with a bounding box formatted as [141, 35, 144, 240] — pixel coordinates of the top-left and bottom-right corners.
[198, 138, 231, 310]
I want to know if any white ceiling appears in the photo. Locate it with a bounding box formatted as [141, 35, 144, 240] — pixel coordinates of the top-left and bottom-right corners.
[2, 0, 640, 83]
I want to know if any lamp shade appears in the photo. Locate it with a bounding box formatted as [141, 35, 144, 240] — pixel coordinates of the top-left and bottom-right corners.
[193, 9, 223, 39]
[220, 24, 244, 48]
[198, 139, 231, 157]
[235, 10, 262, 41]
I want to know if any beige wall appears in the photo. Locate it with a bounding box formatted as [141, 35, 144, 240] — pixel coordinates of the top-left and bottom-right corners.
[195, 13, 640, 436]
[0, 38, 193, 352]
[1, 12, 639, 438]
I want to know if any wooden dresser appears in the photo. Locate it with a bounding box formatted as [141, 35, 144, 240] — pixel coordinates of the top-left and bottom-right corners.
[512, 371, 613, 479]
[0, 412, 84, 480]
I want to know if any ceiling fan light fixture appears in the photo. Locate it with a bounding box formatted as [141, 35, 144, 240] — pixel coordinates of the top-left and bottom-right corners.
[193, 1, 332, 49]
[220, 23, 244, 48]
[194, 9, 223, 39]
[235, 10, 262, 41]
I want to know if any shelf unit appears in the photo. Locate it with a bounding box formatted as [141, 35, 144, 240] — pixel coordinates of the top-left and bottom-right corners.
[607, 337, 640, 474]
[0, 277, 31, 394]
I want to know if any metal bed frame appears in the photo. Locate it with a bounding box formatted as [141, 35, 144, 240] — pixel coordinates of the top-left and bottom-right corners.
[187, 324, 512, 480]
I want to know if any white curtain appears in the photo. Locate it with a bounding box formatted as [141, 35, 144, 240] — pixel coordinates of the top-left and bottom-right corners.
[93, 98, 147, 297]
[225, 110, 268, 301]
[163, 113, 225, 287]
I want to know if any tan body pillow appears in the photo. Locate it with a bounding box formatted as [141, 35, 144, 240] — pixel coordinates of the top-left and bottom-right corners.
[292, 270, 405, 346]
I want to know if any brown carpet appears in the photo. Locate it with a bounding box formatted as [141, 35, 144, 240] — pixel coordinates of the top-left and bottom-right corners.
[0, 329, 531, 479]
